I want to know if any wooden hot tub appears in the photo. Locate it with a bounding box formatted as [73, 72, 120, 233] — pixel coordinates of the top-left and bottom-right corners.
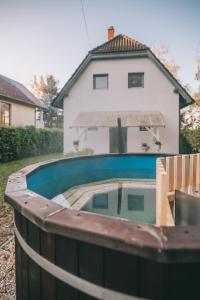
[5, 154, 200, 300]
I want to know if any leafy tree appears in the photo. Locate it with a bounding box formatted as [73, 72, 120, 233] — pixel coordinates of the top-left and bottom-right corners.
[151, 44, 180, 78]
[181, 58, 200, 129]
[194, 57, 200, 105]
[196, 57, 200, 81]
[31, 75, 63, 128]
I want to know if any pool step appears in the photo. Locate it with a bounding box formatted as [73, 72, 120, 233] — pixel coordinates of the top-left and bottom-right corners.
[52, 179, 156, 210]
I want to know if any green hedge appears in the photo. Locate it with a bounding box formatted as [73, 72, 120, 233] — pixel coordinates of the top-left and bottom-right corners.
[0, 126, 63, 162]
[180, 129, 200, 154]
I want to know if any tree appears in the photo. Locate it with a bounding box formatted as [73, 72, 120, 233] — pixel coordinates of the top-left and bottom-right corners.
[31, 75, 63, 128]
[194, 57, 200, 104]
[151, 44, 180, 78]
[181, 58, 200, 129]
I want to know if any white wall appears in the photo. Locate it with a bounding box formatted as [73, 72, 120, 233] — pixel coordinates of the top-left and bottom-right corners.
[35, 110, 44, 128]
[11, 102, 35, 126]
[63, 57, 179, 154]
[0, 99, 45, 127]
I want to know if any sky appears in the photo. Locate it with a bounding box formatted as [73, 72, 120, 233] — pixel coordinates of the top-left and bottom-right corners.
[0, 0, 199, 93]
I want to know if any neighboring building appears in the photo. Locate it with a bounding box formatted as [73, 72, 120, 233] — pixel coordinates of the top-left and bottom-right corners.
[0, 74, 45, 128]
[53, 27, 194, 154]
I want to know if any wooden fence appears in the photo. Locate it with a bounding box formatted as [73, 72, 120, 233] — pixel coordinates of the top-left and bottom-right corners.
[156, 154, 200, 226]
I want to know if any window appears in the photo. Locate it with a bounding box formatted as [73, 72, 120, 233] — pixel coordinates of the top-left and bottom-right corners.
[128, 73, 144, 88]
[128, 194, 144, 211]
[36, 108, 41, 121]
[0, 102, 10, 125]
[92, 193, 108, 209]
[93, 74, 108, 89]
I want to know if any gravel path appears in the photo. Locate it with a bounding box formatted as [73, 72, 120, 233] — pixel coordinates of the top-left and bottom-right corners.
[0, 206, 15, 300]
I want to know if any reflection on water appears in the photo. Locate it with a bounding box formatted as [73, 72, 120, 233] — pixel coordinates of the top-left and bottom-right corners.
[81, 186, 156, 224]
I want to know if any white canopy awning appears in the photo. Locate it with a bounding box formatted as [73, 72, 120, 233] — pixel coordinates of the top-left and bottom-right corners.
[70, 111, 165, 128]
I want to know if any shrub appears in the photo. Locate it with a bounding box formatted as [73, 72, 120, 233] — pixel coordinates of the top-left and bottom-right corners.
[0, 126, 63, 162]
[180, 128, 200, 154]
[179, 130, 192, 154]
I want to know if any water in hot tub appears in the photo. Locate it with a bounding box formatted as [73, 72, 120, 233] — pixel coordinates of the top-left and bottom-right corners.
[81, 186, 156, 224]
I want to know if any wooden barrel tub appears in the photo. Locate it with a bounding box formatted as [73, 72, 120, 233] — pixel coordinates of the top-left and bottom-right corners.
[5, 154, 200, 300]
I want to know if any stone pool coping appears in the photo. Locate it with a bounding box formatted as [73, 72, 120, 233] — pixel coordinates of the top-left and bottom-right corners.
[5, 154, 200, 263]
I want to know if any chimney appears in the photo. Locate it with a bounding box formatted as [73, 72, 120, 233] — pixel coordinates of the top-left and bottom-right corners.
[108, 26, 115, 41]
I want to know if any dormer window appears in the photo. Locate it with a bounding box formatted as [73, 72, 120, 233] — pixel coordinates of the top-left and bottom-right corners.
[128, 73, 144, 88]
[93, 74, 108, 89]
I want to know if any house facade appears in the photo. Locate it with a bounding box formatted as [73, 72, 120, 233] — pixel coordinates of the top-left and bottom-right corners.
[0, 74, 45, 128]
[53, 27, 193, 154]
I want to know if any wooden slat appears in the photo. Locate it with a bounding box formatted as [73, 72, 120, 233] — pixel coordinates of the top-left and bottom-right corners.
[174, 156, 182, 190]
[156, 160, 166, 226]
[181, 155, 189, 188]
[166, 157, 174, 192]
[40, 231, 56, 300]
[21, 216, 29, 300]
[104, 248, 139, 296]
[139, 258, 169, 299]
[156, 161, 162, 226]
[160, 171, 168, 225]
[156, 159, 169, 226]
[190, 154, 197, 186]
[168, 262, 200, 299]
[28, 221, 41, 300]
[196, 154, 200, 185]
[79, 241, 104, 300]
[55, 235, 79, 300]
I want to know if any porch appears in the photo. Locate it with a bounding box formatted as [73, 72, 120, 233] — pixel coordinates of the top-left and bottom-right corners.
[70, 111, 165, 153]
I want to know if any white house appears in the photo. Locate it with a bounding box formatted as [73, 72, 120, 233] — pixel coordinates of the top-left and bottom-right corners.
[0, 74, 45, 128]
[53, 27, 194, 154]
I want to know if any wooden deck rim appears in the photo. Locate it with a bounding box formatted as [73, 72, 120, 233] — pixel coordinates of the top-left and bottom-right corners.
[6, 153, 200, 263]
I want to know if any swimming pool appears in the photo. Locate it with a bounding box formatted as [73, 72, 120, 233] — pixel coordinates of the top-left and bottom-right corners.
[27, 154, 161, 199]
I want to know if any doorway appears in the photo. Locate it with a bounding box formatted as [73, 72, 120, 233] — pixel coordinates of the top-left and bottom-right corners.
[109, 127, 127, 153]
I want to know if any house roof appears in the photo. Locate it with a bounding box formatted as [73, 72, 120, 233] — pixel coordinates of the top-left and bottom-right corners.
[70, 111, 165, 128]
[90, 34, 148, 54]
[0, 74, 45, 109]
[52, 34, 195, 109]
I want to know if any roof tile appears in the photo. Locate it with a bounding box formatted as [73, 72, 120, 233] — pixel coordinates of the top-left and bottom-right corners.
[90, 34, 148, 54]
[0, 74, 45, 108]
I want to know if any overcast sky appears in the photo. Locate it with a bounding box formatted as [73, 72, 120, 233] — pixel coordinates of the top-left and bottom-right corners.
[0, 0, 199, 93]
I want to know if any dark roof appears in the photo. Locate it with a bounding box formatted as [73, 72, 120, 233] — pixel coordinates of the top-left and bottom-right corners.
[0, 74, 45, 108]
[52, 34, 194, 109]
[90, 34, 148, 54]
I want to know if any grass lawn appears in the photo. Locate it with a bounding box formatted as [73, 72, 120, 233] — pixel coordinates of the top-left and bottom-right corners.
[0, 152, 64, 206]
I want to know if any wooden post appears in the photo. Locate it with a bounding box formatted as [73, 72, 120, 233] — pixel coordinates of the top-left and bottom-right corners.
[156, 159, 169, 226]
[196, 154, 200, 186]
[190, 154, 197, 186]
[156, 166, 168, 226]
[181, 155, 189, 188]
[174, 156, 182, 190]
[166, 157, 174, 192]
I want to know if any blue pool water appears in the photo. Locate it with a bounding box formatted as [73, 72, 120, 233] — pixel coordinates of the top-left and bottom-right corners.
[27, 154, 161, 199]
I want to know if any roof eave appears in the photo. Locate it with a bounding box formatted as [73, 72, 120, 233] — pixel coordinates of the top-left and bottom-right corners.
[52, 50, 148, 108]
[0, 93, 46, 109]
[147, 50, 195, 107]
[53, 48, 195, 109]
